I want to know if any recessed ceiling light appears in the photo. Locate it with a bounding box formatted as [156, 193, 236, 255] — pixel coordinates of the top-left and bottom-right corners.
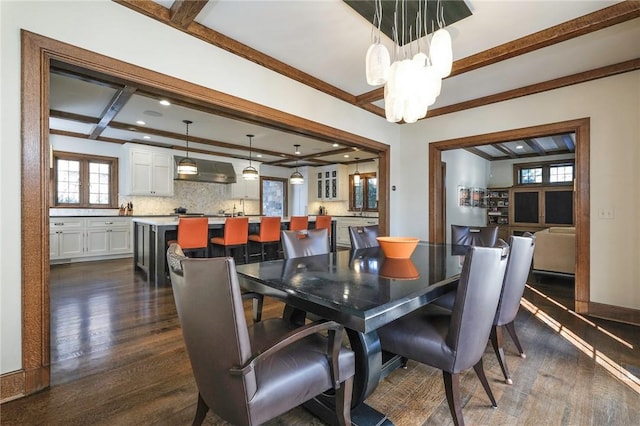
[143, 135, 151, 139]
[516, 145, 524, 150]
[343, 154, 349, 158]
[136, 120, 146, 125]
[332, 143, 339, 147]
[143, 110, 162, 117]
[159, 100, 171, 106]
[256, 154, 262, 158]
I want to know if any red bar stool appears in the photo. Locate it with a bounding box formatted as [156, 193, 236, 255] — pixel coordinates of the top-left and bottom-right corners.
[248, 216, 281, 261]
[167, 217, 209, 257]
[210, 217, 249, 264]
[289, 215, 308, 231]
[314, 215, 332, 237]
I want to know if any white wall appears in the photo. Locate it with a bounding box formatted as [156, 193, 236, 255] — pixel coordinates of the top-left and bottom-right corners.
[0, 0, 396, 374]
[441, 149, 491, 243]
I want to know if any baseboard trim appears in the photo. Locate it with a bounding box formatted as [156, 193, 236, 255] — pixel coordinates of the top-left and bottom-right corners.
[588, 301, 640, 326]
[0, 370, 25, 403]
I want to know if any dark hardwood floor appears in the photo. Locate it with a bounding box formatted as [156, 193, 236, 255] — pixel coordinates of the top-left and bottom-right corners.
[1, 259, 639, 425]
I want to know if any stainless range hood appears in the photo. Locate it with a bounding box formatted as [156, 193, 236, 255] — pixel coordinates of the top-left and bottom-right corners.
[174, 156, 237, 184]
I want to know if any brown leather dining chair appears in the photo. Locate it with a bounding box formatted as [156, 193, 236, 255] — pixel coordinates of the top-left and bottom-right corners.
[166, 244, 355, 426]
[281, 228, 330, 259]
[451, 224, 499, 247]
[377, 243, 510, 426]
[210, 216, 249, 264]
[433, 233, 536, 384]
[348, 224, 379, 249]
[248, 216, 281, 261]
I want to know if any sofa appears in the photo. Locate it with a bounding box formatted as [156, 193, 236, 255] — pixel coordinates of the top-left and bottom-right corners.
[532, 227, 576, 276]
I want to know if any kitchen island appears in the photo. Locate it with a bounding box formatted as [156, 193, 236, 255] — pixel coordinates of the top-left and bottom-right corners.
[133, 216, 336, 287]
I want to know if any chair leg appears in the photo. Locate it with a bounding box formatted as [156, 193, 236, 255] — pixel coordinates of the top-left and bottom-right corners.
[443, 371, 465, 426]
[252, 294, 264, 323]
[335, 376, 353, 426]
[504, 321, 526, 358]
[193, 393, 209, 426]
[244, 244, 249, 264]
[490, 325, 512, 384]
[472, 358, 497, 408]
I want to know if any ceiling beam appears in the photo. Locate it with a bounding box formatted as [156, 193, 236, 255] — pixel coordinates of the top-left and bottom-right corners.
[50, 110, 99, 124]
[170, 0, 208, 28]
[494, 143, 518, 159]
[357, 2, 640, 104]
[464, 147, 495, 161]
[89, 85, 137, 139]
[427, 58, 640, 118]
[523, 138, 546, 156]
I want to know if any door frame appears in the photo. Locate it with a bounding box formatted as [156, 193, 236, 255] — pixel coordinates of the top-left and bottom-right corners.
[428, 118, 590, 314]
[6, 30, 390, 400]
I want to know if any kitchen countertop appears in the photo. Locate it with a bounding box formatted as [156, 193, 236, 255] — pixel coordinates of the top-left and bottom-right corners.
[131, 215, 332, 226]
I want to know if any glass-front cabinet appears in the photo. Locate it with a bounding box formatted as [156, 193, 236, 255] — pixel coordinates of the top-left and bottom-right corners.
[314, 164, 347, 201]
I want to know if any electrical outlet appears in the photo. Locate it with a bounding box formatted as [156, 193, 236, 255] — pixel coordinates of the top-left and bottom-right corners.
[598, 208, 614, 219]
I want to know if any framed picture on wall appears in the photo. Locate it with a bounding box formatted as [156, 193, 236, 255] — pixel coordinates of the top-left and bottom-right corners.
[458, 186, 470, 207]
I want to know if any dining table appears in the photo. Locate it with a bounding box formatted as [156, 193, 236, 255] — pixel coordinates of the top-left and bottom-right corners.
[235, 242, 467, 426]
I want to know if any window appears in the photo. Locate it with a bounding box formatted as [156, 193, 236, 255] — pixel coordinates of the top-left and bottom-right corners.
[349, 173, 377, 212]
[514, 160, 574, 186]
[52, 151, 118, 208]
[260, 176, 288, 216]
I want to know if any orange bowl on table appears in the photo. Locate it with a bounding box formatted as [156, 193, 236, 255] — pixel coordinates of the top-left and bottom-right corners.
[376, 237, 420, 259]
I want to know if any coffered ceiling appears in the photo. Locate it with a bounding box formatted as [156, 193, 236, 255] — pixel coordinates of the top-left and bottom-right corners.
[49, 0, 640, 165]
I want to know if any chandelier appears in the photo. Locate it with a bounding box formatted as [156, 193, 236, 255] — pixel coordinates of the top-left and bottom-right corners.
[177, 120, 198, 175]
[290, 144, 304, 185]
[365, 0, 453, 123]
[242, 134, 259, 180]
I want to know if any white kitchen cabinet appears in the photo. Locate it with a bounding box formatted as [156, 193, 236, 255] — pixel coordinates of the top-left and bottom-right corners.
[336, 217, 379, 247]
[86, 218, 132, 256]
[230, 166, 260, 200]
[50, 217, 133, 262]
[50, 218, 85, 259]
[122, 145, 174, 196]
[314, 164, 347, 201]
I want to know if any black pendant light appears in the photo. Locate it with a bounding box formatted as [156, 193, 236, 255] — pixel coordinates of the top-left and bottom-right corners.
[177, 119, 198, 175]
[242, 134, 259, 180]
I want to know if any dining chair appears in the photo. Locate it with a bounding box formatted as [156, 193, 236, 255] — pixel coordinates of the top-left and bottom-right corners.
[451, 224, 499, 247]
[348, 224, 379, 249]
[248, 216, 281, 261]
[166, 244, 355, 426]
[314, 215, 332, 236]
[433, 233, 536, 384]
[210, 216, 249, 264]
[377, 243, 510, 426]
[166, 217, 209, 257]
[281, 228, 330, 259]
[289, 215, 309, 231]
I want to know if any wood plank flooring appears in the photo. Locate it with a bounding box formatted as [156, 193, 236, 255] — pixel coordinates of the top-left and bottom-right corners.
[1, 260, 639, 425]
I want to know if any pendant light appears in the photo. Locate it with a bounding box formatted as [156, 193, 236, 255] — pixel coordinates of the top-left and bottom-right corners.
[177, 120, 198, 175]
[290, 144, 304, 185]
[242, 134, 259, 180]
[353, 157, 361, 185]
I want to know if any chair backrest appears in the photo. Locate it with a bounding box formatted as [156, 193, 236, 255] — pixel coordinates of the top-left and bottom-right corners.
[289, 215, 309, 231]
[451, 224, 499, 247]
[447, 242, 509, 373]
[258, 216, 281, 242]
[223, 217, 249, 245]
[348, 225, 379, 249]
[314, 215, 332, 236]
[167, 244, 256, 426]
[177, 217, 209, 249]
[281, 228, 330, 259]
[495, 233, 535, 326]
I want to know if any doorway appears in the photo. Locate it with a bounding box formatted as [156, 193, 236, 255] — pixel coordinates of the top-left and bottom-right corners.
[428, 118, 590, 315]
[15, 30, 390, 399]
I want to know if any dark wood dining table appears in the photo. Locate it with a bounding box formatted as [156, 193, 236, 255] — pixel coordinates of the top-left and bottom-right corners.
[235, 242, 466, 426]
